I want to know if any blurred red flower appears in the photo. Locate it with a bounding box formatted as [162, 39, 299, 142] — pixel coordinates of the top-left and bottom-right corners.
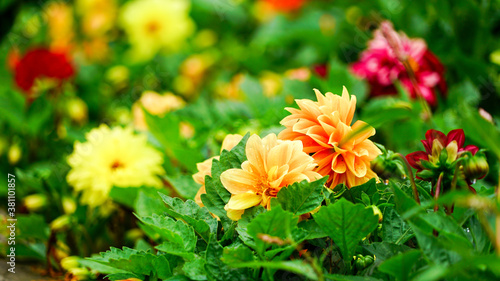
[351, 21, 447, 106]
[264, 0, 305, 12]
[10, 48, 75, 96]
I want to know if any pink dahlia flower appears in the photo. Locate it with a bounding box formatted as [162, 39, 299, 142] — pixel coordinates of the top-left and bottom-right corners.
[351, 21, 447, 106]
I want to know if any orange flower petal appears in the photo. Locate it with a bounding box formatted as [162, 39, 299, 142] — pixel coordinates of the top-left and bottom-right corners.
[220, 169, 258, 194]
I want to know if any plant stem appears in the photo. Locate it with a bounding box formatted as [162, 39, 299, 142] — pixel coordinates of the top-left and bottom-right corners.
[395, 153, 420, 204]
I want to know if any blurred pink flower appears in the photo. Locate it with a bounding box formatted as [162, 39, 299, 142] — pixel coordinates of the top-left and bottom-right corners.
[351, 21, 447, 106]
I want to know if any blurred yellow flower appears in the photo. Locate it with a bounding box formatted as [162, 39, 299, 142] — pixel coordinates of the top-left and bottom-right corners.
[193, 134, 243, 207]
[67, 125, 165, 206]
[259, 71, 282, 97]
[119, 0, 195, 62]
[221, 134, 321, 220]
[133, 91, 186, 131]
[45, 1, 74, 50]
[279, 88, 381, 188]
[76, 0, 116, 37]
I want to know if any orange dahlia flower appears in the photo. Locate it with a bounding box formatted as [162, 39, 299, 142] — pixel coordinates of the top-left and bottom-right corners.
[221, 134, 321, 220]
[279, 87, 381, 188]
[193, 134, 243, 207]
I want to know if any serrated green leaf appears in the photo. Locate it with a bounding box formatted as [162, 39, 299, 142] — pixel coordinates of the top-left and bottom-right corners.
[339, 179, 378, 204]
[159, 193, 217, 243]
[247, 206, 298, 254]
[314, 198, 378, 261]
[183, 256, 207, 280]
[276, 177, 327, 215]
[298, 219, 327, 239]
[205, 235, 248, 281]
[138, 214, 196, 253]
[89, 247, 172, 279]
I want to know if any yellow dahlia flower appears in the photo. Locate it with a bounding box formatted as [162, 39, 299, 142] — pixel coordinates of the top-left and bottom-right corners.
[193, 134, 244, 207]
[132, 91, 186, 131]
[221, 134, 321, 221]
[67, 125, 165, 206]
[279, 87, 381, 189]
[119, 0, 195, 62]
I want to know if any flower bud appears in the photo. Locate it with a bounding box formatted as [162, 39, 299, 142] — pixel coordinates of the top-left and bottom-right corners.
[463, 151, 489, 181]
[50, 215, 72, 231]
[61, 256, 80, 270]
[68, 267, 90, 280]
[67, 98, 88, 124]
[368, 205, 383, 223]
[62, 197, 77, 214]
[8, 143, 22, 165]
[23, 194, 47, 211]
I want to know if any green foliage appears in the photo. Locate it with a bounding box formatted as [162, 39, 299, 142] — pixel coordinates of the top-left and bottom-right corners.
[88, 247, 172, 280]
[314, 198, 379, 262]
[276, 177, 328, 215]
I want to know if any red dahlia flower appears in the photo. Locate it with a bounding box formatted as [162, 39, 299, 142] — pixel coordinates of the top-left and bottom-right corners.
[263, 0, 305, 12]
[11, 48, 75, 96]
[351, 21, 447, 106]
[406, 129, 484, 194]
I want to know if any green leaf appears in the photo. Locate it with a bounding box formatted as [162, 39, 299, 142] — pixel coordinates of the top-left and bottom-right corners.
[17, 214, 49, 240]
[382, 208, 414, 244]
[247, 206, 298, 254]
[159, 193, 217, 243]
[378, 250, 422, 281]
[298, 219, 327, 239]
[339, 178, 378, 204]
[235, 206, 265, 249]
[325, 274, 383, 281]
[363, 242, 412, 262]
[205, 235, 248, 281]
[134, 189, 169, 217]
[276, 177, 327, 215]
[314, 198, 378, 261]
[166, 174, 200, 200]
[89, 247, 172, 279]
[143, 109, 204, 171]
[230, 260, 318, 280]
[138, 214, 196, 254]
[222, 243, 255, 264]
[182, 256, 207, 280]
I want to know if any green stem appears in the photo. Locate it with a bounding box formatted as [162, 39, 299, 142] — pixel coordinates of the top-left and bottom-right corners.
[395, 153, 420, 204]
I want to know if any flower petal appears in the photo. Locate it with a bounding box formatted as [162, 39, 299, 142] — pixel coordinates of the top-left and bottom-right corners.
[220, 169, 258, 194]
[225, 193, 262, 210]
[446, 129, 465, 148]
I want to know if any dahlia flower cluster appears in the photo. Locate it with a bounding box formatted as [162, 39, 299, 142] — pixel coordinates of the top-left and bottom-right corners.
[193, 87, 382, 220]
[351, 21, 447, 106]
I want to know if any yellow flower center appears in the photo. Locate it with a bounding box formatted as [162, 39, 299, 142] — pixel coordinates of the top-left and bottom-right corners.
[145, 21, 160, 34]
[110, 160, 125, 170]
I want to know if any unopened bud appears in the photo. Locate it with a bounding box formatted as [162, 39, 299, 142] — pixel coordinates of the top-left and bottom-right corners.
[67, 98, 88, 124]
[50, 215, 71, 231]
[8, 143, 22, 165]
[463, 151, 489, 181]
[23, 194, 47, 211]
[61, 256, 80, 270]
[68, 267, 90, 279]
[368, 205, 383, 223]
[62, 197, 77, 214]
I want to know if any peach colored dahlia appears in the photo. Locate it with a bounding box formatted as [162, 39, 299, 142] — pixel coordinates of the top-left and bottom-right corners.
[221, 134, 321, 220]
[279, 87, 381, 189]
